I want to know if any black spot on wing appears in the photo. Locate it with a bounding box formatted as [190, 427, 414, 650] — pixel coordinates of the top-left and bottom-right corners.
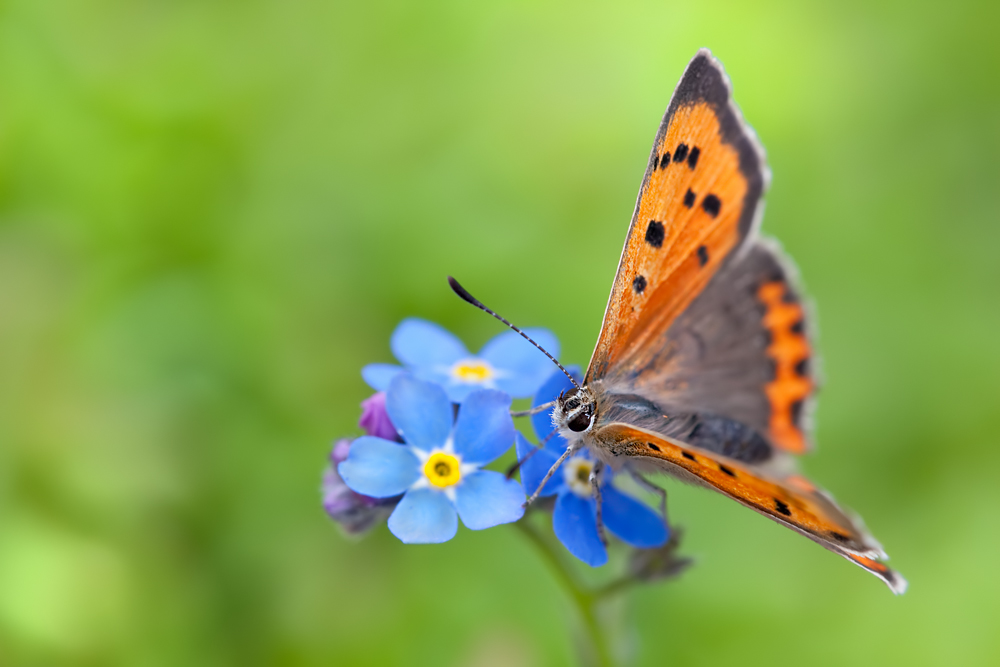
[794, 358, 809, 377]
[645, 220, 665, 248]
[660, 52, 766, 239]
[646, 442, 661, 452]
[673, 143, 689, 162]
[790, 399, 804, 426]
[697, 245, 709, 266]
[830, 531, 851, 543]
[687, 146, 700, 169]
[702, 194, 721, 217]
[790, 319, 804, 334]
[681, 451, 696, 461]
[683, 189, 695, 208]
[761, 267, 784, 286]
[659, 152, 671, 169]
[632, 275, 647, 294]
[718, 464, 736, 477]
[774, 498, 792, 516]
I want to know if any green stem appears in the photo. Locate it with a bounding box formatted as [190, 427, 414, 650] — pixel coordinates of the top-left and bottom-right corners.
[593, 575, 636, 601]
[516, 519, 614, 667]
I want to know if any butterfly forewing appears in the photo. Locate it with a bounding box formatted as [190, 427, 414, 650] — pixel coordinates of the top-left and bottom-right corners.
[588, 49, 767, 384]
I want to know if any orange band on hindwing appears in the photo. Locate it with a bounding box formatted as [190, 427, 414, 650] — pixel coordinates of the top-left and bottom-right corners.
[757, 280, 812, 453]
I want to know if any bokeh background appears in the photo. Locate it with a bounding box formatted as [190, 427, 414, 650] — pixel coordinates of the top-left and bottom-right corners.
[2, 0, 999, 665]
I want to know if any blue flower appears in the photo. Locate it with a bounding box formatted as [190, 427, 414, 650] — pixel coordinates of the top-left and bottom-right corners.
[516, 368, 669, 566]
[361, 317, 560, 403]
[338, 374, 525, 543]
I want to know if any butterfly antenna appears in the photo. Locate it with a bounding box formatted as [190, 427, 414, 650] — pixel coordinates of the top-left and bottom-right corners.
[447, 276, 582, 390]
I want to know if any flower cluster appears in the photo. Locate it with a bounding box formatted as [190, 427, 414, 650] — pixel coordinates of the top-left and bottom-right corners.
[323, 317, 675, 568]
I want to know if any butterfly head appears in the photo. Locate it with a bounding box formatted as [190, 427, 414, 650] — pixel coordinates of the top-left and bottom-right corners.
[553, 386, 597, 435]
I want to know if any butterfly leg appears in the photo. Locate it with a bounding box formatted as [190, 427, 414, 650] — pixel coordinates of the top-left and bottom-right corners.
[590, 461, 608, 548]
[631, 471, 670, 526]
[506, 430, 557, 479]
[510, 400, 556, 418]
[524, 443, 577, 507]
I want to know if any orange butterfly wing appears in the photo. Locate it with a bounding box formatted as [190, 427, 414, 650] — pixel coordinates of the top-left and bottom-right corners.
[588, 49, 766, 383]
[598, 424, 906, 594]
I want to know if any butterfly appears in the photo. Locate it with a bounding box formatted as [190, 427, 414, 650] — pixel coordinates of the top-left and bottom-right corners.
[451, 48, 905, 594]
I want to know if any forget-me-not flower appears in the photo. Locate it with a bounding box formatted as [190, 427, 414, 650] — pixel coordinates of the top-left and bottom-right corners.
[339, 373, 525, 543]
[361, 317, 560, 403]
[517, 368, 669, 566]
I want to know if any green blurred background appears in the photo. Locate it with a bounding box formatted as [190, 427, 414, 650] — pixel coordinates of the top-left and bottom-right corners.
[2, 0, 999, 665]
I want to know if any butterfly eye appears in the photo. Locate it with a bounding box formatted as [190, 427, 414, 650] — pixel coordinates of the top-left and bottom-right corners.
[567, 411, 592, 432]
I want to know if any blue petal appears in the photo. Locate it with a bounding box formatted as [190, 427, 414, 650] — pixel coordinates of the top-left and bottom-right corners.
[552, 492, 607, 567]
[410, 367, 504, 404]
[515, 432, 565, 498]
[452, 389, 514, 465]
[386, 374, 453, 452]
[441, 384, 481, 403]
[480, 329, 561, 398]
[437, 380, 484, 405]
[361, 363, 403, 391]
[337, 437, 420, 498]
[603, 484, 669, 548]
[531, 366, 582, 450]
[454, 470, 525, 530]
[391, 318, 468, 368]
[387, 488, 458, 543]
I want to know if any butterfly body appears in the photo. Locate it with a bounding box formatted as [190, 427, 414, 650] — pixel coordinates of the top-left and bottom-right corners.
[546, 49, 906, 594]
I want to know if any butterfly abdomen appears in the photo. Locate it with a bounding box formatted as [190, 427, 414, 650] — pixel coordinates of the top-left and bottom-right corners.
[596, 389, 773, 465]
[683, 413, 772, 464]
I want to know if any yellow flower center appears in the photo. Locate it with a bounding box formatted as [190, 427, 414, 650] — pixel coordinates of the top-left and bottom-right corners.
[450, 359, 494, 384]
[424, 452, 462, 488]
[564, 456, 595, 496]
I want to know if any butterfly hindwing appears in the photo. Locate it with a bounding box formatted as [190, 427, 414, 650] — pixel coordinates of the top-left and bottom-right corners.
[611, 240, 816, 454]
[594, 423, 906, 594]
[588, 49, 768, 383]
